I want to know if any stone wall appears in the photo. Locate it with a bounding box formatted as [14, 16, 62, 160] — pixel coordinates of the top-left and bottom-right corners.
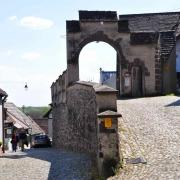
[120, 33, 156, 95]
[97, 113, 121, 177]
[66, 10, 177, 97]
[52, 103, 68, 148]
[52, 82, 98, 154]
[66, 83, 98, 153]
[51, 70, 67, 106]
[52, 79, 120, 178]
[66, 20, 157, 96]
[96, 93, 117, 112]
[51, 10, 179, 177]
[52, 79, 119, 155]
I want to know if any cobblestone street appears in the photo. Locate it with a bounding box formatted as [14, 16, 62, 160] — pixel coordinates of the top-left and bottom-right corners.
[110, 96, 180, 180]
[1, 96, 180, 180]
[0, 148, 92, 180]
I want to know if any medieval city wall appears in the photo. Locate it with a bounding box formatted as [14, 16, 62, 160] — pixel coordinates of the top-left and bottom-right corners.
[52, 78, 98, 153]
[52, 103, 68, 148]
[67, 20, 160, 97]
[51, 74, 119, 155]
[66, 83, 98, 153]
[51, 10, 179, 177]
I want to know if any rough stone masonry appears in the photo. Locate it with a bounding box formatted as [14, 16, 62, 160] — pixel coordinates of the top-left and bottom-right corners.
[51, 10, 180, 177]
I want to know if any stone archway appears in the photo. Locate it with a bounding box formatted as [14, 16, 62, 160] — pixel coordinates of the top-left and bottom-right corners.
[65, 10, 159, 97]
[72, 31, 125, 95]
[66, 11, 127, 96]
[79, 41, 117, 84]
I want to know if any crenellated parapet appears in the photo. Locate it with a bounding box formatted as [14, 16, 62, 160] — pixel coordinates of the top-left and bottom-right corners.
[51, 70, 67, 106]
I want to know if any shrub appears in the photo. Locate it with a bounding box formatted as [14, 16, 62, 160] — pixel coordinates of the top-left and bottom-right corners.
[102, 158, 118, 178]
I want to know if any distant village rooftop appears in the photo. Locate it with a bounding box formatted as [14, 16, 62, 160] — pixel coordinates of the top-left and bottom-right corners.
[5, 102, 45, 135]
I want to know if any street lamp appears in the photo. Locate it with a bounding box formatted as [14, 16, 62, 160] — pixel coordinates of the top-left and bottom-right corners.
[24, 82, 28, 90]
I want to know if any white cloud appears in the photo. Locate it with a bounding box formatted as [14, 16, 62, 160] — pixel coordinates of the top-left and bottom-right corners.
[0, 49, 13, 57]
[7, 50, 13, 56]
[8, 16, 18, 21]
[21, 52, 41, 60]
[20, 16, 54, 30]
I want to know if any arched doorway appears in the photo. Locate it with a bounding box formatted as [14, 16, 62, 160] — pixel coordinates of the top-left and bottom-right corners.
[79, 41, 117, 89]
[66, 29, 124, 96]
[131, 66, 143, 97]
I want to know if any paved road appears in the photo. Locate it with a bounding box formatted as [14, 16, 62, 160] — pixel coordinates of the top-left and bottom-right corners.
[110, 96, 180, 180]
[1, 96, 180, 180]
[0, 148, 92, 180]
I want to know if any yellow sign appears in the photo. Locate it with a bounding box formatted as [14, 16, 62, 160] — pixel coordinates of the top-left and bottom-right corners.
[104, 118, 112, 128]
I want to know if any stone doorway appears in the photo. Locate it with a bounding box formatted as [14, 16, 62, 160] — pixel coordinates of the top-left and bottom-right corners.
[131, 66, 142, 97]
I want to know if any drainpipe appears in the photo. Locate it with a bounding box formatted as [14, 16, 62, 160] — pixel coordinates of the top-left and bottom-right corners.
[2, 95, 7, 153]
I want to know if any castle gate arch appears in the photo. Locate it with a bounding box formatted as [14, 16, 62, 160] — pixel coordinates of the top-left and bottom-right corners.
[66, 11, 128, 96]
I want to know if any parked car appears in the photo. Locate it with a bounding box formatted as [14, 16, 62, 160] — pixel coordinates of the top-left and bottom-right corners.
[32, 135, 51, 148]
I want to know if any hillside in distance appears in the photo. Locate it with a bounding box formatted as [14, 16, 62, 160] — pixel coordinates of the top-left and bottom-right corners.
[20, 106, 50, 119]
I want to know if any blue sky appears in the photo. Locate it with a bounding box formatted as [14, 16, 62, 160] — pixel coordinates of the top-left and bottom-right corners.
[0, 0, 179, 106]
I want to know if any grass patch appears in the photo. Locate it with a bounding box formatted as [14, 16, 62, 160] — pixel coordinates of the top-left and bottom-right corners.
[119, 127, 127, 132]
[165, 93, 175, 96]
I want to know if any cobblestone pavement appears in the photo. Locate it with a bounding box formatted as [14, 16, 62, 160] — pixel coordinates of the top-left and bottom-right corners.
[110, 96, 180, 180]
[0, 148, 93, 180]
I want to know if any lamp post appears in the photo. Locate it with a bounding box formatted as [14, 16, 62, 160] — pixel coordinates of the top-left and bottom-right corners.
[28, 126, 32, 148]
[22, 82, 28, 113]
[24, 82, 28, 90]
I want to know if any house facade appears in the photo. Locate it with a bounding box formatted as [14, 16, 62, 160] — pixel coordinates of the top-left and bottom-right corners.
[100, 68, 116, 89]
[0, 88, 8, 147]
[4, 102, 45, 150]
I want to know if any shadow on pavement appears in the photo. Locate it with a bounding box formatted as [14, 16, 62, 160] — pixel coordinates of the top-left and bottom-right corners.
[165, 99, 180, 106]
[2, 148, 93, 180]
